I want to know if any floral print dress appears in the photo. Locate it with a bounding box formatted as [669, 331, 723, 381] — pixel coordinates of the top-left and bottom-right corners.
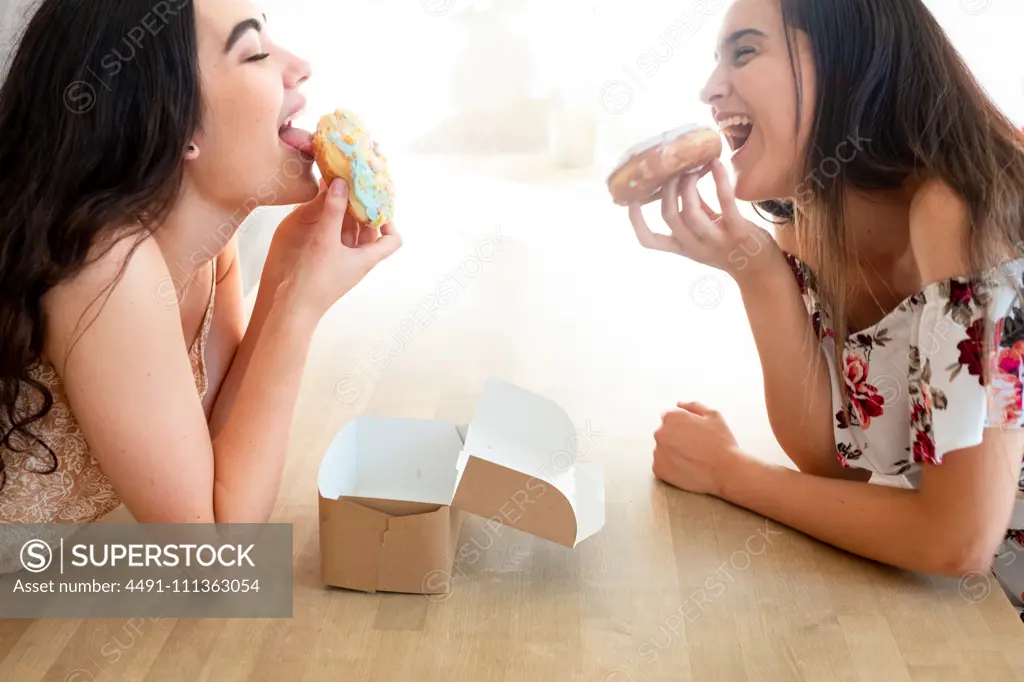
[784, 253, 1024, 622]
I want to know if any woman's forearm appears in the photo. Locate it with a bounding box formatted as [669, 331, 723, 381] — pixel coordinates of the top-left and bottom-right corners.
[208, 271, 288, 437]
[210, 287, 319, 523]
[721, 455, 986, 576]
[734, 250, 864, 480]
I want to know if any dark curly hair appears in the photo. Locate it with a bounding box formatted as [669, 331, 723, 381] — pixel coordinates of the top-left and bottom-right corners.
[0, 0, 202, 489]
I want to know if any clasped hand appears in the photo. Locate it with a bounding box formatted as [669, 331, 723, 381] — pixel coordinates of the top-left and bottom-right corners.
[653, 401, 749, 498]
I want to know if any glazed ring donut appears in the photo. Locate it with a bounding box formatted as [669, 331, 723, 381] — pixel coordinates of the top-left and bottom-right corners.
[607, 124, 723, 206]
[312, 109, 396, 229]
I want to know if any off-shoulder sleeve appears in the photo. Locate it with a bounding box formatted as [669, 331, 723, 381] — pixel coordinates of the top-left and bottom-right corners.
[908, 263, 1024, 464]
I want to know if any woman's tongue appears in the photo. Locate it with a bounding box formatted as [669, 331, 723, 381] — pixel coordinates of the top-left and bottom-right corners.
[730, 124, 753, 153]
[280, 125, 314, 160]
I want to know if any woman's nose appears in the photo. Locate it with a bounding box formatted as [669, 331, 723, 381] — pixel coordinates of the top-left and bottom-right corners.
[700, 67, 730, 106]
[282, 49, 312, 89]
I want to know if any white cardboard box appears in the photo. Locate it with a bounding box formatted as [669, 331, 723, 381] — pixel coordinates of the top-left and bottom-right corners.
[317, 377, 605, 594]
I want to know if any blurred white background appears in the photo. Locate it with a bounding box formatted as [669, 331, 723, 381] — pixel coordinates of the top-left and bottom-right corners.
[244, 0, 1024, 292]
[258, 0, 1024, 158]
[2, 0, 1023, 294]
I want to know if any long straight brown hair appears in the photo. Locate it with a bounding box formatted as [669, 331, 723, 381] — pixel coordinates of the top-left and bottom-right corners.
[754, 0, 1024, 416]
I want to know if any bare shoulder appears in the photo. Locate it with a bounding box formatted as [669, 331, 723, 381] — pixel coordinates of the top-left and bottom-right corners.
[38, 230, 218, 523]
[42, 230, 174, 370]
[908, 178, 972, 283]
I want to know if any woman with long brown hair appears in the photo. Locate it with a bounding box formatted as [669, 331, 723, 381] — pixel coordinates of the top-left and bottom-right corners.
[631, 0, 1024, 620]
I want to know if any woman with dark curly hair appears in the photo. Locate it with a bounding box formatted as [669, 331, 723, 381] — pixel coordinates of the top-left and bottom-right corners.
[0, 0, 401, 529]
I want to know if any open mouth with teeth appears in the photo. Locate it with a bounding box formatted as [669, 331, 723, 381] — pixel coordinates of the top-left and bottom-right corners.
[719, 115, 754, 156]
[279, 119, 315, 163]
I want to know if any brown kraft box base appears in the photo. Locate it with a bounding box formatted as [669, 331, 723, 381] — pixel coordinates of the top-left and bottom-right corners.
[317, 378, 605, 594]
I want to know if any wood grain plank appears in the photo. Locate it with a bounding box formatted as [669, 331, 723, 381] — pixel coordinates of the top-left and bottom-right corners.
[0, 619, 83, 682]
[839, 615, 913, 682]
[39, 618, 175, 682]
[0, 620, 32, 670]
[142, 619, 226, 682]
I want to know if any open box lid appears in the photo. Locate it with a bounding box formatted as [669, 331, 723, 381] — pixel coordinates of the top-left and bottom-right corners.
[449, 378, 605, 548]
[316, 378, 605, 549]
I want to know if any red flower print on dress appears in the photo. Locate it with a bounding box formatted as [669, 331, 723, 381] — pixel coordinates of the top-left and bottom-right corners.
[982, 336, 1024, 426]
[839, 353, 885, 428]
[784, 254, 811, 296]
[997, 341, 1024, 381]
[952, 317, 986, 385]
[948, 280, 972, 307]
[811, 311, 835, 340]
[793, 269, 808, 296]
[910, 399, 927, 426]
[912, 430, 937, 464]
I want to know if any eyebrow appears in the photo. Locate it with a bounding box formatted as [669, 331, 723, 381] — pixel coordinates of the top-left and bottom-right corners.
[224, 13, 267, 53]
[714, 28, 768, 60]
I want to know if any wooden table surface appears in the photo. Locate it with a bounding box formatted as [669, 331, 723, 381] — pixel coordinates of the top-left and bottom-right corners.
[2, 156, 1024, 681]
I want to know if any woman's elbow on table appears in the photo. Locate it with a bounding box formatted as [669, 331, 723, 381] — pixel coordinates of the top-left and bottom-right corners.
[917, 484, 1014, 577]
[925, 531, 1001, 578]
[917, 434, 1023, 577]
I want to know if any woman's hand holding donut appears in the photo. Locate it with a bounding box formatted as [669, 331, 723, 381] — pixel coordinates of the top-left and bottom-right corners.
[628, 159, 778, 285]
[274, 178, 402, 319]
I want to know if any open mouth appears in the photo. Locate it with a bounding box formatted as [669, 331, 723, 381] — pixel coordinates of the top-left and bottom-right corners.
[279, 119, 315, 163]
[718, 115, 754, 157]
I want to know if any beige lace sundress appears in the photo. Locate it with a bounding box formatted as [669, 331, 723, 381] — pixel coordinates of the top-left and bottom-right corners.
[0, 260, 217, 525]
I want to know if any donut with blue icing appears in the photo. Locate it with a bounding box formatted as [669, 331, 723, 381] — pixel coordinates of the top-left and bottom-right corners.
[607, 124, 722, 206]
[312, 110, 396, 229]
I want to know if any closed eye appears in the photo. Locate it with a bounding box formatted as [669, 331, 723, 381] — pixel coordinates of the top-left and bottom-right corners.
[246, 53, 270, 62]
[734, 46, 756, 64]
